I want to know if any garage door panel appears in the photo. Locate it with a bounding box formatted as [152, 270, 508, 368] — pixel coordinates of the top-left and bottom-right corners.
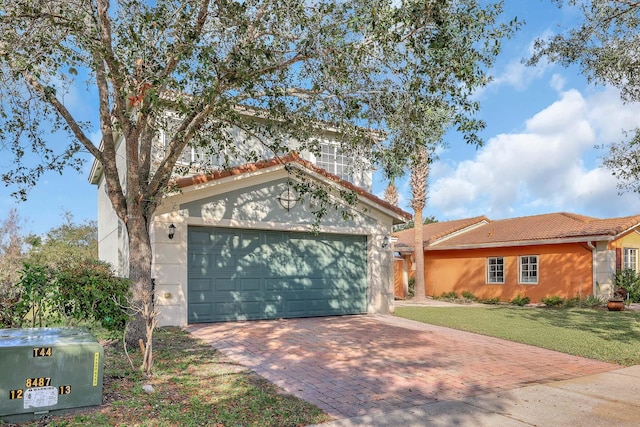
[215, 302, 238, 316]
[189, 278, 211, 291]
[188, 227, 367, 323]
[239, 278, 262, 291]
[212, 278, 237, 291]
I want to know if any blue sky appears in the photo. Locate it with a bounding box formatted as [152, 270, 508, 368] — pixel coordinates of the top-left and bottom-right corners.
[3, 1, 640, 236]
[373, 1, 640, 221]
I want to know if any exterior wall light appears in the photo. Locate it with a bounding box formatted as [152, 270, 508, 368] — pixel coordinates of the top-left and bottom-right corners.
[382, 236, 389, 248]
[168, 223, 176, 240]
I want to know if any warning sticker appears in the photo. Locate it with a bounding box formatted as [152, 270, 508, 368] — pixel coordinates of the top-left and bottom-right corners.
[23, 386, 58, 409]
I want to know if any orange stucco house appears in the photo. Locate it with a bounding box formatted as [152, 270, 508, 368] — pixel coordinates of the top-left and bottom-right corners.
[393, 213, 640, 303]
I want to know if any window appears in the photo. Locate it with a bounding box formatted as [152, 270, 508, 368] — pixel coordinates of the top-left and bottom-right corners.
[316, 143, 353, 183]
[176, 146, 220, 167]
[624, 248, 638, 271]
[486, 257, 504, 284]
[519, 256, 538, 284]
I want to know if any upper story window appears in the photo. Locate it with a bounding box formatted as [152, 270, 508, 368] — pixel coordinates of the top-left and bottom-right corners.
[486, 257, 504, 284]
[519, 255, 538, 284]
[176, 145, 221, 168]
[316, 143, 353, 183]
[624, 248, 638, 271]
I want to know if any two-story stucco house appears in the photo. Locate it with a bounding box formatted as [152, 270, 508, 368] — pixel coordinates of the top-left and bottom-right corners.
[89, 116, 411, 326]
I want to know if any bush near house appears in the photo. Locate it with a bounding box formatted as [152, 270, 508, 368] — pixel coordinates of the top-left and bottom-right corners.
[438, 291, 458, 301]
[541, 295, 565, 307]
[1, 259, 129, 330]
[461, 291, 477, 302]
[510, 294, 530, 306]
[613, 268, 640, 302]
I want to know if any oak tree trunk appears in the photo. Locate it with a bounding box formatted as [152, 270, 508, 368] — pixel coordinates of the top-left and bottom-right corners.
[124, 215, 154, 350]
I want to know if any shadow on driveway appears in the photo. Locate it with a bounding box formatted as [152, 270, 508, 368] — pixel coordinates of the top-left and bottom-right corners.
[187, 314, 617, 419]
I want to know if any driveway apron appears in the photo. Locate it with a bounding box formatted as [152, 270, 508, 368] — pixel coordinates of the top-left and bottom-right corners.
[187, 314, 618, 419]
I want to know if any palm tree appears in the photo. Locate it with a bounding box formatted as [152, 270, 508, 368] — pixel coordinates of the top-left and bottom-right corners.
[410, 147, 429, 300]
[383, 178, 399, 206]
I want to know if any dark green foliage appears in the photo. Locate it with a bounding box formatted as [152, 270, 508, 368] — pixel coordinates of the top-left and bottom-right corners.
[12, 263, 53, 327]
[461, 291, 477, 302]
[54, 259, 131, 330]
[408, 277, 415, 299]
[439, 291, 458, 301]
[563, 296, 582, 308]
[510, 294, 530, 306]
[541, 295, 565, 307]
[583, 295, 605, 308]
[613, 268, 640, 302]
[479, 297, 500, 305]
[2, 260, 130, 330]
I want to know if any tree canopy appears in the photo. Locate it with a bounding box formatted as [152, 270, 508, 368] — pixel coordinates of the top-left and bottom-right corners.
[531, 0, 640, 194]
[0, 0, 518, 369]
[1, 0, 518, 201]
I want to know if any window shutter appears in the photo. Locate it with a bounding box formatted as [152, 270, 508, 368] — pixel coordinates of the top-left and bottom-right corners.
[616, 247, 622, 272]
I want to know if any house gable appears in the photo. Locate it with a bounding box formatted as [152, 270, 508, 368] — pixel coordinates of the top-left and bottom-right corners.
[180, 177, 377, 231]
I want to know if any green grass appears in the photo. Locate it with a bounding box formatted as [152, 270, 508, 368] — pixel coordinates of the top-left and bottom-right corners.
[395, 306, 640, 366]
[9, 327, 330, 427]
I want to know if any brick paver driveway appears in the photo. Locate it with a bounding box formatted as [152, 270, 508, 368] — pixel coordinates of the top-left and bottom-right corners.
[187, 315, 617, 419]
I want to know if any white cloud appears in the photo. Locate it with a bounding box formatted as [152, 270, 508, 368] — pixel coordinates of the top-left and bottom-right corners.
[429, 84, 640, 220]
[485, 31, 554, 93]
[550, 73, 566, 92]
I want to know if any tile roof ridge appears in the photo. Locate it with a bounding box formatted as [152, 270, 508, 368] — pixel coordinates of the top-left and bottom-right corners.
[558, 212, 597, 223]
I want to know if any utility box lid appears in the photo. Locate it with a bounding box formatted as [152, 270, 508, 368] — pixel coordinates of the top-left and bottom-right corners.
[0, 327, 104, 423]
[0, 327, 100, 347]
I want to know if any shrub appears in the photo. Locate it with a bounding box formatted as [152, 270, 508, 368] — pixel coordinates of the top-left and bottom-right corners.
[613, 269, 640, 302]
[13, 263, 57, 327]
[0, 286, 23, 328]
[53, 259, 131, 330]
[2, 260, 130, 331]
[461, 291, 477, 302]
[541, 295, 565, 307]
[439, 291, 458, 301]
[479, 297, 500, 305]
[583, 295, 605, 308]
[564, 296, 582, 308]
[510, 294, 530, 306]
[408, 278, 415, 299]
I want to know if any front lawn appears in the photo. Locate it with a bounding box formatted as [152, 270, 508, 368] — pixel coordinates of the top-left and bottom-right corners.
[10, 327, 330, 427]
[394, 306, 640, 366]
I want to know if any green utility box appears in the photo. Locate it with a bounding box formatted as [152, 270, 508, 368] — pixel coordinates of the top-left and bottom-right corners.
[0, 328, 104, 422]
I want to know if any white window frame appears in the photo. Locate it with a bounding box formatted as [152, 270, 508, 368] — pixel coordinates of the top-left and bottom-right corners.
[486, 257, 504, 284]
[623, 248, 638, 272]
[519, 255, 539, 284]
[316, 142, 354, 183]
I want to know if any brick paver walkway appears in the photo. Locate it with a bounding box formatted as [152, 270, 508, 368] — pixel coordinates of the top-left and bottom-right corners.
[187, 315, 618, 418]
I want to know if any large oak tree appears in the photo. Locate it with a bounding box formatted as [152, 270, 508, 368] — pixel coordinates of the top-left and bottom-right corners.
[0, 0, 516, 372]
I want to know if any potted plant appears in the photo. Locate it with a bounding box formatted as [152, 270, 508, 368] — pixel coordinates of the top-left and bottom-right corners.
[607, 287, 626, 311]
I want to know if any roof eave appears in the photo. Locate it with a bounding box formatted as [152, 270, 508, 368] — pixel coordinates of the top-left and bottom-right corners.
[427, 235, 615, 251]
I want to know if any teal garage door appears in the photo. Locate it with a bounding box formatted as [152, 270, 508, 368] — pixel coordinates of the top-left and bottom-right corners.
[188, 227, 368, 323]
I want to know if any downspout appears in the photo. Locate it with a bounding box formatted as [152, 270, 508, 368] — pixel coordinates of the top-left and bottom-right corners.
[587, 241, 596, 296]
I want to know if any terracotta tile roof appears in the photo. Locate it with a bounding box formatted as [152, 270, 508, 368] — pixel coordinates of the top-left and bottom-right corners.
[173, 153, 412, 220]
[392, 216, 489, 250]
[430, 212, 640, 250]
[392, 212, 640, 252]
